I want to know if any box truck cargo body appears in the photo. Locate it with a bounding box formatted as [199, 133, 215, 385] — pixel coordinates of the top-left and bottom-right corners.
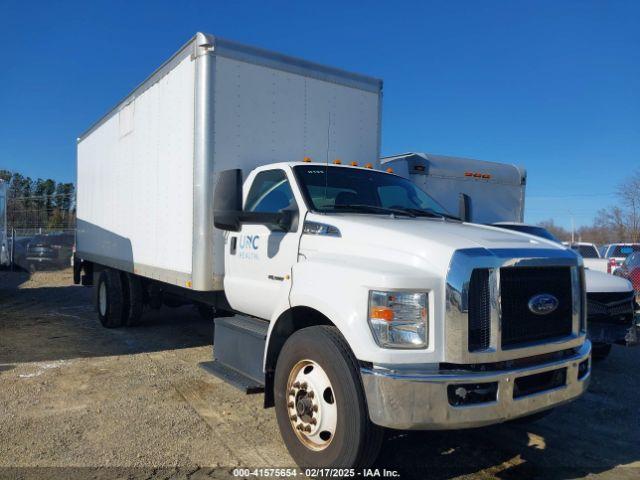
[381, 152, 526, 224]
[77, 33, 382, 291]
[75, 34, 591, 469]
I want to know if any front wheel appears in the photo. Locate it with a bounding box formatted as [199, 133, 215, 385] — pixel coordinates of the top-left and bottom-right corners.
[274, 326, 383, 468]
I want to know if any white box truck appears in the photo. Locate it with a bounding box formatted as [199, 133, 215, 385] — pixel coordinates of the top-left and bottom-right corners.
[75, 33, 591, 469]
[381, 152, 527, 224]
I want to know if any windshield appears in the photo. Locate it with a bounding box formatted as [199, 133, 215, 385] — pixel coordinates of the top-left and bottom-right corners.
[494, 224, 560, 242]
[293, 165, 453, 218]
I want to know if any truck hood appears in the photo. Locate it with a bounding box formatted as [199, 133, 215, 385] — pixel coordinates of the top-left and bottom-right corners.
[303, 213, 570, 276]
[585, 269, 633, 293]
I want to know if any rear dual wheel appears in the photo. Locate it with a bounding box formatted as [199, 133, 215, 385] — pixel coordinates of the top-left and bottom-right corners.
[95, 269, 143, 328]
[274, 326, 383, 468]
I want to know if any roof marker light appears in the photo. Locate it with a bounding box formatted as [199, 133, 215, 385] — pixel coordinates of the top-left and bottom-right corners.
[365, 163, 373, 169]
[350, 161, 358, 166]
[333, 159, 342, 165]
[386, 167, 394, 173]
[303, 156, 312, 163]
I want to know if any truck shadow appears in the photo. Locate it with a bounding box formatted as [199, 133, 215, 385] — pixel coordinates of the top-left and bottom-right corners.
[376, 347, 640, 479]
[0, 283, 213, 365]
[0, 270, 30, 293]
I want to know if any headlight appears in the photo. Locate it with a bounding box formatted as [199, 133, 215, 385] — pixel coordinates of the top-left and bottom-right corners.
[368, 290, 428, 349]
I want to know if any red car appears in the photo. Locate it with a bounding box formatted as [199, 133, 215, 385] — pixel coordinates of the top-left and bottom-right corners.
[614, 251, 640, 306]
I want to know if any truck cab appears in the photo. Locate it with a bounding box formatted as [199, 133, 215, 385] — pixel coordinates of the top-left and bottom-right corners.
[211, 161, 590, 465]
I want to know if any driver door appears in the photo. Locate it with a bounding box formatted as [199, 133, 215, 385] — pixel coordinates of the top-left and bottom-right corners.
[224, 169, 301, 320]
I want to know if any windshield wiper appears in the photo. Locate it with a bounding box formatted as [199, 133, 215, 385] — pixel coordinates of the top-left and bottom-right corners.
[396, 207, 461, 221]
[329, 204, 416, 217]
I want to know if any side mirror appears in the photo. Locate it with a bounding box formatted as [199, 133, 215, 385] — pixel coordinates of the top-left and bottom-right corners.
[214, 169, 243, 232]
[213, 169, 297, 233]
[458, 193, 472, 223]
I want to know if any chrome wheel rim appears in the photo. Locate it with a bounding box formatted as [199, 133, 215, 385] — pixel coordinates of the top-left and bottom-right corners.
[286, 359, 337, 451]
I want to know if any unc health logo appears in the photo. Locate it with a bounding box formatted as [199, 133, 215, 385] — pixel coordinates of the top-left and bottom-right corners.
[238, 235, 260, 260]
[239, 235, 259, 250]
[527, 293, 559, 315]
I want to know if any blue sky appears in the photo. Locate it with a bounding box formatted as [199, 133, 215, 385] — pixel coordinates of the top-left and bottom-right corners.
[1, 0, 638, 228]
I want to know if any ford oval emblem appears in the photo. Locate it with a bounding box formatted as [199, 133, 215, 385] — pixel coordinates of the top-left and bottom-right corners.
[528, 294, 559, 315]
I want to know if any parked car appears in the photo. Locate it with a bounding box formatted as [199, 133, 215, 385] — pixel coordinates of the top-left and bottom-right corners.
[614, 251, 640, 305]
[563, 242, 608, 273]
[600, 243, 640, 274]
[25, 233, 74, 271]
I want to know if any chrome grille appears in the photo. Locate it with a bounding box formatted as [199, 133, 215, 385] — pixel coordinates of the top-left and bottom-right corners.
[500, 266, 573, 348]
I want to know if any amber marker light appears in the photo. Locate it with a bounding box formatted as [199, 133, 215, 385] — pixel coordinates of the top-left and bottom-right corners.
[371, 306, 394, 322]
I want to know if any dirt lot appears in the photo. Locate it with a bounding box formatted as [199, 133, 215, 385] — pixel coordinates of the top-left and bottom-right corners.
[1, 270, 639, 479]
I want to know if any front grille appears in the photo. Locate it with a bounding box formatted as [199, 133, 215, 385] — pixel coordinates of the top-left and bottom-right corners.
[500, 266, 573, 348]
[587, 291, 635, 324]
[468, 269, 491, 351]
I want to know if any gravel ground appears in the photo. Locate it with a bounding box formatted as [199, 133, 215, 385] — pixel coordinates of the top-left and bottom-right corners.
[0, 270, 639, 479]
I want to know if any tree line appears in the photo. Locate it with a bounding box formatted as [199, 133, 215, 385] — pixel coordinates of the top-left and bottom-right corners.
[538, 169, 640, 245]
[0, 170, 76, 230]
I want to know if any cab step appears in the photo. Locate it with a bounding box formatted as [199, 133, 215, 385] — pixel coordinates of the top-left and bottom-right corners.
[199, 360, 264, 394]
[200, 315, 268, 394]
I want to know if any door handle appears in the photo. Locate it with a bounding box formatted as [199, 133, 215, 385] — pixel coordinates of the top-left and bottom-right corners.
[230, 236, 237, 255]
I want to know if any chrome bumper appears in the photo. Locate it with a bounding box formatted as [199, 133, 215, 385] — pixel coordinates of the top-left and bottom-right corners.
[361, 341, 591, 430]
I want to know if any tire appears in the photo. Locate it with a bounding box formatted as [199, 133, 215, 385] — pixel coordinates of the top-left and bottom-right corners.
[274, 325, 383, 469]
[508, 408, 554, 425]
[123, 273, 144, 326]
[95, 269, 126, 328]
[592, 343, 612, 361]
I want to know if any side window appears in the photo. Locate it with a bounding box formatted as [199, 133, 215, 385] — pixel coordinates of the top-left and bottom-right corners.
[245, 170, 297, 214]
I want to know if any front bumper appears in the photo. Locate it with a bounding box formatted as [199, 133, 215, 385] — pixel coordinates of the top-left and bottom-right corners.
[361, 340, 591, 430]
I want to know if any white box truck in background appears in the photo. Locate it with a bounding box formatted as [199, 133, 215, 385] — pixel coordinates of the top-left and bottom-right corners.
[75, 33, 591, 469]
[381, 152, 526, 223]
